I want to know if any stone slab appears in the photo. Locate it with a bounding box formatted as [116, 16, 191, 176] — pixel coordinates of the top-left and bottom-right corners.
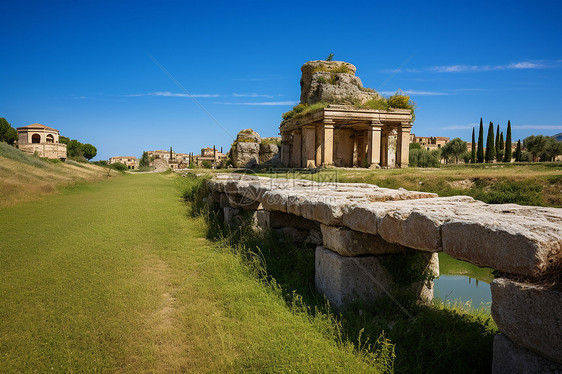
[491, 278, 562, 363]
[320, 224, 408, 256]
[492, 334, 562, 374]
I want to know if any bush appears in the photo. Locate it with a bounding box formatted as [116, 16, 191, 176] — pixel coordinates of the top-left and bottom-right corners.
[109, 162, 128, 172]
[201, 160, 212, 169]
[409, 148, 440, 167]
[409, 142, 422, 150]
[282, 102, 329, 121]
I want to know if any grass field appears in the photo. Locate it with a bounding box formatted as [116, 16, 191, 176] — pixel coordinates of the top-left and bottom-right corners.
[0, 142, 115, 207]
[249, 163, 562, 207]
[0, 173, 396, 373]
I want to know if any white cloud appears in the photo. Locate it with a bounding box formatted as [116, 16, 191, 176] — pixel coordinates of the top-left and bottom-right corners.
[388, 61, 551, 74]
[232, 93, 274, 98]
[513, 125, 562, 130]
[126, 91, 220, 98]
[214, 101, 297, 106]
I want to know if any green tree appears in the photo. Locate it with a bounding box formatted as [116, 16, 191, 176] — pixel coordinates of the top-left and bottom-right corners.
[504, 120, 512, 162]
[515, 140, 522, 162]
[409, 142, 422, 150]
[497, 132, 505, 162]
[485, 122, 495, 162]
[477, 118, 484, 163]
[471, 128, 476, 163]
[0, 117, 18, 145]
[441, 138, 467, 164]
[495, 124, 500, 157]
[82, 144, 97, 160]
[326, 53, 334, 61]
[139, 151, 151, 169]
[524, 135, 548, 162]
[541, 137, 562, 161]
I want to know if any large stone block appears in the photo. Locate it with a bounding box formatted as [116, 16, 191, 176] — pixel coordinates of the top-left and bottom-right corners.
[443, 215, 562, 277]
[491, 278, 562, 363]
[315, 247, 436, 310]
[269, 211, 320, 231]
[320, 224, 407, 256]
[492, 334, 562, 374]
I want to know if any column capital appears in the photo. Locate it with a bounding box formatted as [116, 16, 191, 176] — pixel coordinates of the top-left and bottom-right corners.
[370, 120, 382, 126]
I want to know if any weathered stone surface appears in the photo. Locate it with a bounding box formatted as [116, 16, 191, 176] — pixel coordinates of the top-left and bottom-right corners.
[275, 227, 322, 246]
[252, 210, 270, 232]
[443, 214, 562, 277]
[231, 142, 260, 168]
[492, 334, 562, 374]
[209, 174, 562, 277]
[491, 278, 562, 363]
[315, 247, 436, 309]
[219, 192, 261, 210]
[223, 206, 240, 227]
[259, 139, 281, 165]
[300, 61, 380, 105]
[236, 128, 261, 143]
[321, 224, 407, 256]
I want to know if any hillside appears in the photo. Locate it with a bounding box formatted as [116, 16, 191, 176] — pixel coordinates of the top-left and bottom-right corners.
[0, 142, 116, 206]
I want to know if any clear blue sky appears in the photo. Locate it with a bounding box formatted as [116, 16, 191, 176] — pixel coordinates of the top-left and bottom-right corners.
[1, 0, 561, 160]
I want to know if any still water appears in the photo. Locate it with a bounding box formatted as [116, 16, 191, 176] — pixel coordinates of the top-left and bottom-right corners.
[434, 253, 494, 311]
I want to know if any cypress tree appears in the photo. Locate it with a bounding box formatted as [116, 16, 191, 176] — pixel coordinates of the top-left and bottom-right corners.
[504, 120, 512, 162]
[495, 124, 500, 155]
[471, 128, 476, 163]
[477, 118, 484, 163]
[485, 121, 495, 162]
[515, 139, 522, 162]
[497, 131, 505, 162]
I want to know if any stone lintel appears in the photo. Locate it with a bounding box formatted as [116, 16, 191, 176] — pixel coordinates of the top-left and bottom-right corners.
[492, 334, 562, 374]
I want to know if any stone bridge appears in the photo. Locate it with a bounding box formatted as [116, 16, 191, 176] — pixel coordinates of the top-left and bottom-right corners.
[205, 173, 562, 373]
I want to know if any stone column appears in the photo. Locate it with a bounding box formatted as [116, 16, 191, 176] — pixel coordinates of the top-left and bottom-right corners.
[321, 119, 334, 167]
[291, 130, 302, 168]
[397, 123, 411, 168]
[281, 133, 292, 166]
[381, 128, 389, 168]
[366, 121, 382, 168]
[302, 125, 316, 168]
[315, 125, 322, 167]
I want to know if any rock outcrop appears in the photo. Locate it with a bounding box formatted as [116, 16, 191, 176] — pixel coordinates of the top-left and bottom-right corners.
[300, 60, 381, 105]
[230, 130, 280, 168]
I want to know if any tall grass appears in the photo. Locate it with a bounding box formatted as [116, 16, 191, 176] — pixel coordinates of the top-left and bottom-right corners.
[180, 175, 499, 373]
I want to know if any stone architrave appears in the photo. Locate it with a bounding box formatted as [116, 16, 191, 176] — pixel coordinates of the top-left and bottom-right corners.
[320, 224, 407, 256]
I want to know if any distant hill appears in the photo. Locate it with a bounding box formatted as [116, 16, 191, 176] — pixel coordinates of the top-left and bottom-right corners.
[0, 142, 113, 206]
[554, 133, 562, 142]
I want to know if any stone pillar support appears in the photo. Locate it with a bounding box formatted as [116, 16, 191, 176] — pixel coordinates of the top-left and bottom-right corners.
[302, 125, 316, 168]
[367, 121, 382, 168]
[291, 130, 301, 168]
[321, 119, 334, 167]
[315, 125, 322, 167]
[381, 128, 389, 168]
[280, 133, 292, 166]
[397, 123, 412, 168]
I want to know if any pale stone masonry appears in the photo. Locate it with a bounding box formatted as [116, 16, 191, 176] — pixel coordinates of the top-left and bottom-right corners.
[205, 173, 562, 372]
[16, 123, 67, 160]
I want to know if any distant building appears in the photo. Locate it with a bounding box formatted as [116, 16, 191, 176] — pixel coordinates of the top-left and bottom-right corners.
[109, 156, 138, 169]
[16, 123, 67, 160]
[193, 147, 227, 166]
[410, 135, 450, 150]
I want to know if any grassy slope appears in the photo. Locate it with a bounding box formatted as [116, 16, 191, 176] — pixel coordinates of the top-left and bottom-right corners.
[0, 173, 391, 373]
[251, 163, 562, 207]
[0, 142, 114, 207]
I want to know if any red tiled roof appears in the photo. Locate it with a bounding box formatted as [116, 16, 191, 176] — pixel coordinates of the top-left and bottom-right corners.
[17, 123, 58, 132]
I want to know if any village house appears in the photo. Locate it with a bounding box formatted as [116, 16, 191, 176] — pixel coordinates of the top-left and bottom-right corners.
[411, 135, 450, 150]
[16, 123, 67, 160]
[109, 156, 138, 170]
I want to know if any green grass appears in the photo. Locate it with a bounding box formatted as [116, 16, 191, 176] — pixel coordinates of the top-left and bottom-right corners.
[0, 141, 48, 167]
[0, 173, 394, 372]
[194, 185, 498, 373]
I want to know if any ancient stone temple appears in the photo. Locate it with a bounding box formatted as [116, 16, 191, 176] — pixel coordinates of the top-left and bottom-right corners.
[279, 61, 413, 168]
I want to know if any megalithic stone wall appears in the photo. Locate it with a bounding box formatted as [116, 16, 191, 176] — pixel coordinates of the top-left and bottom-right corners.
[205, 173, 562, 372]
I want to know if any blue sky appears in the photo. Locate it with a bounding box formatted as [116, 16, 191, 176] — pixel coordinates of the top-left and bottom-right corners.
[1, 0, 561, 160]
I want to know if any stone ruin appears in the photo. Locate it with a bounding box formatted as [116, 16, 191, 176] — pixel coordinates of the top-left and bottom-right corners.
[205, 173, 562, 373]
[280, 60, 413, 168]
[230, 129, 281, 168]
[300, 60, 382, 106]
